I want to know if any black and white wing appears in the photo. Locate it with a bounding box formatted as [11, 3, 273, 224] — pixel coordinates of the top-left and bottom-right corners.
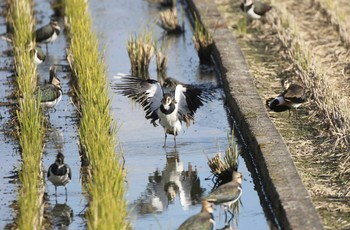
[113, 75, 163, 125]
[174, 82, 214, 126]
[65, 164, 72, 180]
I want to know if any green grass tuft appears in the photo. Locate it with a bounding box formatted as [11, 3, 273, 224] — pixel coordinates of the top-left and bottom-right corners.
[7, 0, 45, 229]
[65, 0, 129, 228]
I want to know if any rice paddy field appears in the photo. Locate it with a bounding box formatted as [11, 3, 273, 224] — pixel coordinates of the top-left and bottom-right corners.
[0, 0, 271, 229]
[1, 0, 349, 229]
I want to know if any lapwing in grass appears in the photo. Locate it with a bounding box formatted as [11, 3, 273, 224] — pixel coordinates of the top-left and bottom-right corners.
[240, 0, 272, 20]
[47, 152, 72, 197]
[177, 199, 215, 230]
[113, 74, 215, 148]
[37, 66, 63, 111]
[35, 19, 61, 51]
[266, 83, 306, 118]
[30, 45, 46, 65]
[205, 171, 243, 224]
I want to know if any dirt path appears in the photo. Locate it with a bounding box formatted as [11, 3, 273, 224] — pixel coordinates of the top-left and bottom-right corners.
[215, 0, 350, 228]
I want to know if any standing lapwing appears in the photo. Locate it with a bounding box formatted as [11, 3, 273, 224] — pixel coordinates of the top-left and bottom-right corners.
[177, 199, 215, 230]
[113, 74, 214, 148]
[205, 171, 243, 224]
[35, 19, 61, 51]
[37, 66, 63, 111]
[240, 0, 272, 20]
[47, 152, 72, 197]
[266, 83, 306, 117]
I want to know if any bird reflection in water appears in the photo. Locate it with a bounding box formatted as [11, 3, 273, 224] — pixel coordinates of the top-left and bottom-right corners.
[51, 201, 73, 229]
[135, 151, 204, 214]
[44, 124, 64, 153]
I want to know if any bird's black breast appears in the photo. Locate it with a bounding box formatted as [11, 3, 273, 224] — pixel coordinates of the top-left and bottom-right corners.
[160, 102, 176, 115]
[54, 28, 60, 36]
[48, 163, 68, 177]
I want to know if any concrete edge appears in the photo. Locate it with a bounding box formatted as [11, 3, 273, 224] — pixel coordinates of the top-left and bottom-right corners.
[186, 0, 324, 229]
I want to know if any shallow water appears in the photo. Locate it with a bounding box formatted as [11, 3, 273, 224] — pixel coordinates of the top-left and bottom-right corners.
[34, 1, 88, 228]
[0, 13, 19, 228]
[0, 0, 87, 228]
[0, 0, 273, 229]
[90, 0, 271, 229]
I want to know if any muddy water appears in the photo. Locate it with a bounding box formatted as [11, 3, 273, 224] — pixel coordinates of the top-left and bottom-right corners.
[90, 0, 270, 229]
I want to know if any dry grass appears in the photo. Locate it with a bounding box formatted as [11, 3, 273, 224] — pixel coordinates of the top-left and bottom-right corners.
[312, 0, 350, 48]
[267, 1, 350, 149]
[207, 131, 239, 186]
[207, 131, 240, 225]
[215, 0, 350, 227]
[127, 31, 155, 78]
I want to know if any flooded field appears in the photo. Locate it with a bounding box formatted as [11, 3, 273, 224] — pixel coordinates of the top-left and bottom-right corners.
[90, 0, 272, 229]
[0, 0, 276, 229]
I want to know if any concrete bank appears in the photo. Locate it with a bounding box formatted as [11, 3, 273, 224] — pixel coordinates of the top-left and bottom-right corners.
[186, 0, 324, 229]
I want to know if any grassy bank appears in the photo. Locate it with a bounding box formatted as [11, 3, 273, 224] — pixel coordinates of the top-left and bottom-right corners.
[215, 0, 350, 227]
[64, 0, 128, 228]
[7, 0, 45, 228]
[267, 5, 350, 149]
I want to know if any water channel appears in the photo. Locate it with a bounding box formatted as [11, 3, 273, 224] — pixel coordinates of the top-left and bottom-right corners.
[0, 0, 274, 229]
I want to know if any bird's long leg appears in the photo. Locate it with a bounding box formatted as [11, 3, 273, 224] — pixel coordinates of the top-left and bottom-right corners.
[227, 208, 234, 224]
[224, 209, 228, 225]
[55, 186, 57, 197]
[65, 186, 68, 202]
[174, 134, 176, 148]
[163, 133, 167, 148]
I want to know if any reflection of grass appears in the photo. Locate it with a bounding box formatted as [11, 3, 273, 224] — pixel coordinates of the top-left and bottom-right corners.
[127, 31, 154, 78]
[65, 0, 128, 229]
[158, 8, 184, 34]
[7, 0, 45, 229]
[231, 198, 241, 226]
[207, 130, 239, 185]
[192, 13, 213, 65]
[155, 42, 168, 78]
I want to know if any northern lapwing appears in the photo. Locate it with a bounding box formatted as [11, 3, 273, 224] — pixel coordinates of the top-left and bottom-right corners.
[47, 152, 72, 196]
[35, 19, 61, 51]
[37, 66, 63, 110]
[266, 83, 306, 117]
[205, 171, 243, 224]
[30, 45, 46, 65]
[177, 199, 215, 230]
[113, 74, 214, 148]
[240, 0, 272, 20]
